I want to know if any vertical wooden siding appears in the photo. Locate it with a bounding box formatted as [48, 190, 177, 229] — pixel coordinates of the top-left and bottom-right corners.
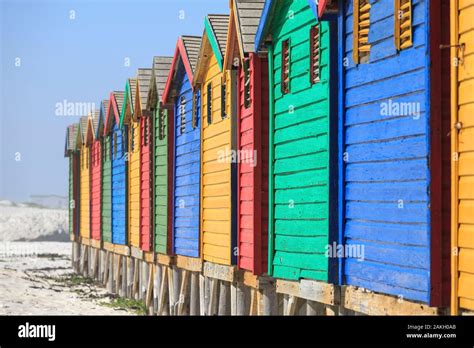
[453, 0, 474, 311]
[155, 107, 170, 254]
[201, 54, 234, 265]
[237, 54, 269, 275]
[73, 154, 80, 236]
[140, 115, 152, 251]
[91, 140, 102, 240]
[112, 123, 127, 245]
[173, 71, 201, 257]
[340, 0, 433, 303]
[80, 144, 90, 238]
[68, 158, 73, 235]
[269, 1, 331, 281]
[129, 120, 141, 247]
[102, 136, 112, 243]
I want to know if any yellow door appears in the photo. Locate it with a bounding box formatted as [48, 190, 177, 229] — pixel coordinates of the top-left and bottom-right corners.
[129, 120, 141, 247]
[80, 144, 90, 238]
[201, 54, 233, 265]
[452, 0, 474, 314]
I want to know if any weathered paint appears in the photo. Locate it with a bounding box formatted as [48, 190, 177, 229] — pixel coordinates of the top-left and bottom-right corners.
[99, 100, 112, 243]
[256, 0, 338, 282]
[195, 15, 237, 265]
[451, 0, 474, 313]
[65, 124, 80, 237]
[135, 68, 153, 251]
[163, 37, 202, 257]
[337, 0, 450, 305]
[78, 116, 93, 239]
[121, 78, 140, 248]
[225, 0, 268, 275]
[90, 110, 102, 241]
[104, 91, 127, 245]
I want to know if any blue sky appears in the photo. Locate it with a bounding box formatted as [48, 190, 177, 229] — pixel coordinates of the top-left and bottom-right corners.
[0, 0, 229, 203]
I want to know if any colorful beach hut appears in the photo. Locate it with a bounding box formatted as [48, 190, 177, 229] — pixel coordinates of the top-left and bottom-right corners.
[255, 0, 339, 281]
[65, 123, 80, 238]
[146, 56, 173, 254]
[99, 100, 112, 243]
[162, 36, 202, 258]
[89, 109, 102, 241]
[451, 0, 474, 314]
[194, 15, 237, 265]
[121, 78, 139, 248]
[224, 0, 268, 275]
[135, 68, 153, 251]
[332, 0, 451, 305]
[77, 115, 93, 239]
[104, 91, 127, 245]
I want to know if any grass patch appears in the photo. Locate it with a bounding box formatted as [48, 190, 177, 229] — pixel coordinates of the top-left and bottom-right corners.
[100, 297, 147, 315]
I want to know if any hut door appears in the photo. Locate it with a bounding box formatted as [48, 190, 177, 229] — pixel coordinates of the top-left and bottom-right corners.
[452, 0, 474, 314]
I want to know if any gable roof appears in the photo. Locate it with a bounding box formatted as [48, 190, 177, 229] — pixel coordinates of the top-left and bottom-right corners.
[194, 14, 230, 85]
[136, 68, 152, 114]
[88, 109, 100, 140]
[162, 35, 202, 104]
[255, 0, 320, 51]
[146, 56, 173, 111]
[120, 78, 137, 128]
[224, 0, 265, 69]
[64, 123, 79, 157]
[78, 115, 93, 146]
[104, 90, 124, 135]
[96, 99, 109, 138]
[311, 0, 337, 19]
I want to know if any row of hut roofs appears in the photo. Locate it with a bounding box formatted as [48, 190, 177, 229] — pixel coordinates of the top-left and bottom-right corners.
[64, 0, 474, 314]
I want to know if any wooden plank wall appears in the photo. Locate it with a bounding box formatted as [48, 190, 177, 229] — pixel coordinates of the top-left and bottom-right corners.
[173, 69, 201, 257]
[155, 107, 170, 254]
[112, 123, 128, 245]
[454, 0, 474, 311]
[237, 53, 269, 275]
[340, 0, 431, 303]
[91, 139, 102, 240]
[129, 119, 141, 247]
[269, 1, 331, 281]
[102, 135, 112, 243]
[80, 143, 90, 238]
[140, 114, 152, 251]
[201, 53, 233, 265]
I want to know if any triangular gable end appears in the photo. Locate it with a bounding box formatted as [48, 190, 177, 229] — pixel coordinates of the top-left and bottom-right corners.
[147, 56, 173, 111]
[88, 110, 100, 141]
[120, 79, 137, 128]
[135, 68, 152, 118]
[194, 15, 230, 86]
[162, 36, 201, 105]
[104, 91, 123, 136]
[205, 15, 229, 72]
[224, 0, 265, 70]
[97, 100, 109, 139]
[64, 126, 70, 157]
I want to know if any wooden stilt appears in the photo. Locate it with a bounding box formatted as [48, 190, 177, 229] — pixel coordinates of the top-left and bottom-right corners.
[208, 278, 218, 316]
[121, 256, 127, 297]
[263, 286, 277, 315]
[107, 252, 114, 293]
[133, 258, 140, 300]
[307, 300, 326, 315]
[153, 264, 161, 315]
[249, 288, 257, 315]
[199, 274, 206, 316]
[141, 261, 149, 301]
[218, 281, 230, 315]
[115, 254, 122, 295]
[146, 263, 154, 313]
[126, 257, 133, 298]
[167, 266, 175, 315]
[173, 266, 180, 314]
[286, 295, 297, 316]
[177, 270, 190, 315]
[190, 272, 199, 316]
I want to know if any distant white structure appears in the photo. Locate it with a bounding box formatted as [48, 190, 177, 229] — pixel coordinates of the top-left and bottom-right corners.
[29, 195, 68, 209]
